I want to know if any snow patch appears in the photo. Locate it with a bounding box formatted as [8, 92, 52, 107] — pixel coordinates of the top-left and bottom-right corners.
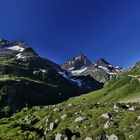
[108, 64, 113, 67]
[16, 53, 26, 59]
[70, 79, 82, 86]
[58, 71, 69, 79]
[68, 67, 74, 71]
[98, 65, 122, 75]
[71, 67, 87, 75]
[98, 66, 108, 71]
[58, 71, 82, 86]
[107, 72, 117, 75]
[8, 46, 25, 52]
[40, 69, 47, 73]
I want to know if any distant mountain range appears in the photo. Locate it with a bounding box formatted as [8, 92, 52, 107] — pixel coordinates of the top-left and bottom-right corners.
[61, 54, 123, 83]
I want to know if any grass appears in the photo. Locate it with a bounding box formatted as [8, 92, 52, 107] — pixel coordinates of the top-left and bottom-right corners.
[1, 56, 140, 139]
[0, 75, 140, 139]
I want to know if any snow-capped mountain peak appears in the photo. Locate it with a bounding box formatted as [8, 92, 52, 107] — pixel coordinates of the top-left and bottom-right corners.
[61, 54, 91, 71]
[61, 56, 123, 83]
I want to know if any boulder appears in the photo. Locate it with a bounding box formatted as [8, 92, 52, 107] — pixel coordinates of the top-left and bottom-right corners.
[113, 104, 119, 110]
[54, 108, 59, 112]
[114, 103, 129, 110]
[44, 128, 49, 135]
[67, 104, 72, 107]
[55, 133, 62, 140]
[104, 120, 113, 129]
[128, 107, 135, 111]
[43, 115, 50, 122]
[54, 119, 59, 124]
[106, 134, 118, 140]
[24, 116, 29, 121]
[101, 113, 112, 119]
[50, 122, 55, 131]
[61, 114, 68, 120]
[76, 126, 79, 128]
[74, 116, 86, 122]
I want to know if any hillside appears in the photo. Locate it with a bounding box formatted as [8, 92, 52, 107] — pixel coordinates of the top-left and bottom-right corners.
[0, 39, 104, 117]
[0, 61, 140, 139]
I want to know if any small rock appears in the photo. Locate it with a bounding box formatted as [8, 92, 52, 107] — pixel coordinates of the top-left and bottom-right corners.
[50, 122, 55, 131]
[138, 116, 140, 120]
[46, 127, 49, 132]
[104, 120, 113, 129]
[90, 124, 93, 127]
[44, 128, 49, 135]
[44, 131, 47, 135]
[85, 137, 92, 140]
[67, 104, 72, 107]
[96, 135, 106, 140]
[52, 105, 56, 108]
[76, 126, 79, 128]
[84, 125, 87, 129]
[54, 119, 59, 124]
[106, 134, 118, 140]
[74, 116, 86, 122]
[43, 115, 50, 122]
[113, 104, 117, 109]
[27, 120, 31, 124]
[113, 104, 119, 110]
[101, 113, 112, 119]
[128, 107, 135, 111]
[126, 104, 130, 108]
[114, 110, 119, 113]
[55, 133, 62, 140]
[24, 116, 29, 121]
[54, 108, 59, 112]
[114, 103, 129, 110]
[61, 114, 68, 120]
[129, 134, 134, 138]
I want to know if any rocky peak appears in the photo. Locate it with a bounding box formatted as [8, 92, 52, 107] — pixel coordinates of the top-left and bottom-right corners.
[0, 38, 10, 47]
[94, 58, 110, 67]
[11, 40, 29, 49]
[74, 53, 88, 61]
[61, 54, 91, 70]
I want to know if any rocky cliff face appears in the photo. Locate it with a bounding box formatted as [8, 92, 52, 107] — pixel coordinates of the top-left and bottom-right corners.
[61, 54, 91, 70]
[61, 55, 123, 83]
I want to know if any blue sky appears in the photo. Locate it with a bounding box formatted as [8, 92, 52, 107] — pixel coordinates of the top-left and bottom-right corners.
[0, 0, 140, 67]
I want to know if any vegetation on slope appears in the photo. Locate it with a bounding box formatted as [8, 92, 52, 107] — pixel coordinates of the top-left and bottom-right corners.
[0, 68, 140, 139]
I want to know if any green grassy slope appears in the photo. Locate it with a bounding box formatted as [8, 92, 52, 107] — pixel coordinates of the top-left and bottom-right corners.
[0, 62, 140, 139]
[0, 57, 94, 117]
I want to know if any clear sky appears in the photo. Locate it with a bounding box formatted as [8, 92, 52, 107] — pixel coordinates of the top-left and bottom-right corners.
[0, 0, 140, 67]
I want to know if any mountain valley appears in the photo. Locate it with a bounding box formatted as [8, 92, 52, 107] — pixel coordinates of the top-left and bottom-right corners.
[0, 39, 140, 140]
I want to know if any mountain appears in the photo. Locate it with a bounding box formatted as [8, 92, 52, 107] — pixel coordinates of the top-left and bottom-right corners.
[61, 55, 123, 83]
[61, 53, 91, 70]
[0, 59, 140, 139]
[80, 58, 123, 83]
[0, 39, 103, 117]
